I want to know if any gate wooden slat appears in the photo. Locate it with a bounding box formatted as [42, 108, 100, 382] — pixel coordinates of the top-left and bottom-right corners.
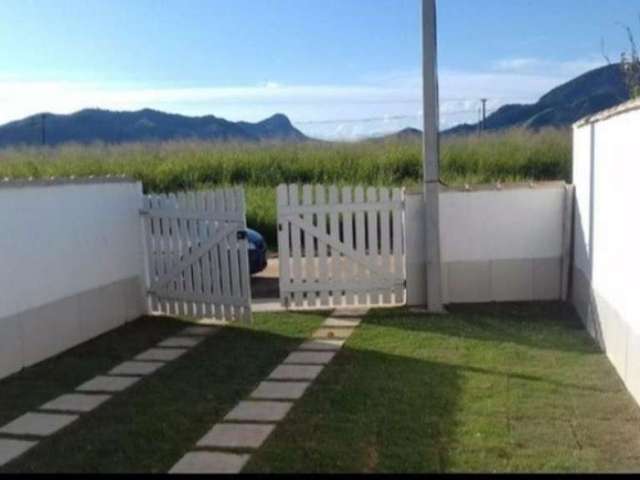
[379, 187, 392, 305]
[226, 189, 242, 321]
[215, 189, 233, 320]
[277, 185, 292, 308]
[277, 183, 406, 309]
[392, 188, 405, 304]
[236, 188, 252, 323]
[143, 195, 158, 312]
[167, 193, 183, 316]
[142, 187, 252, 323]
[354, 186, 367, 306]
[302, 185, 317, 308]
[328, 186, 342, 307]
[366, 187, 380, 306]
[342, 187, 355, 306]
[315, 185, 330, 307]
[207, 191, 223, 320]
[198, 192, 214, 318]
[288, 184, 304, 308]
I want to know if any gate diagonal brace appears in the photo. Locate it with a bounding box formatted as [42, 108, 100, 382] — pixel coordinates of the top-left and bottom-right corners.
[284, 215, 402, 285]
[150, 223, 241, 292]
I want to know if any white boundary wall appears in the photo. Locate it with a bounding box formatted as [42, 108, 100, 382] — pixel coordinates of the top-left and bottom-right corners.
[406, 183, 570, 305]
[572, 99, 640, 404]
[0, 179, 147, 380]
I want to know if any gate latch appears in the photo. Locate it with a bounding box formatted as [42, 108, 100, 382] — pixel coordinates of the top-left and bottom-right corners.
[237, 230, 247, 240]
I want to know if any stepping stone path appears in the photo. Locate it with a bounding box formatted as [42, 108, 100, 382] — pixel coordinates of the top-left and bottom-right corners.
[0, 323, 220, 468]
[169, 309, 367, 474]
[40, 394, 111, 413]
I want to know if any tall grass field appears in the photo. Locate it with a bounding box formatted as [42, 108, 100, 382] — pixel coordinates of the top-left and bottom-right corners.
[0, 128, 571, 245]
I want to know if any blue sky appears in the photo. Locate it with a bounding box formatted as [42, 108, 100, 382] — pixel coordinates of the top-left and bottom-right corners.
[0, 0, 638, 139]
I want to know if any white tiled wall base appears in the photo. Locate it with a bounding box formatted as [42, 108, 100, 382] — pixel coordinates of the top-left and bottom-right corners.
[573, 267, 640, 405]
[0, 276, 145, 381]
[442, 257, 562, 304]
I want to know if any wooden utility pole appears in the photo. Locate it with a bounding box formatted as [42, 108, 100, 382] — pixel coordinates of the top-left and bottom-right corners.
[422, 0, 444, 312]
[481, 98, 488, 132]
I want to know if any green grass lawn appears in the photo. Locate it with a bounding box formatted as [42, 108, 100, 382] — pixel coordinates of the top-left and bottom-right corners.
[1, 303, 638, 473]
[0, 312, 327, 473]
[246, 303, 640, 473]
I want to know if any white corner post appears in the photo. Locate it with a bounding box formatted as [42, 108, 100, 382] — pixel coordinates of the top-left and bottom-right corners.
[422, 0, 445, 312]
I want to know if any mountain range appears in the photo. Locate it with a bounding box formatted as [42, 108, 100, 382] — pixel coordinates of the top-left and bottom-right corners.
[0, 109, 308, 147]
[0, 63, 631, 147]
[443, 63, 629, 135]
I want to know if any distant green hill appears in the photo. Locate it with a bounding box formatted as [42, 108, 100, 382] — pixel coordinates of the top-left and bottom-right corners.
[0, 109, 308, 147]
[444, 63, 629, 135]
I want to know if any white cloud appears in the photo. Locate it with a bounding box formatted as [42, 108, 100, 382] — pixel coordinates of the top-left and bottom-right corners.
[0, 56, 606, 140]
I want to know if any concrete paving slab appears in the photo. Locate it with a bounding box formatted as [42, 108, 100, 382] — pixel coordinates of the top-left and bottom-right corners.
[332, 308, 369, 317]
[180, 326, 219, 337]
[169, 451, 250, 474]
[269, 364, 324, 381]
[109, 361, 164, 376]
[0, 438, 38, 467]
[158, 336, 203, 348]
[76, 375, 141, 393]
[197, 423, 275, 449]
[283, 351, 336, 365]
[135, 348, 188, 362]
[224, 401, 293, 422]
[323, 317, 362, 328]
[312, 328, 354, 339]
[298, 339, 345, 351]
[39, 393, 111, 413]
[0, 412, 78, 437]
[250, 381, 310, 400]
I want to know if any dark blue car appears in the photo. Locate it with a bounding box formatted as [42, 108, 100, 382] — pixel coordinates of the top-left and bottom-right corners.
[246, 228, 268, 275]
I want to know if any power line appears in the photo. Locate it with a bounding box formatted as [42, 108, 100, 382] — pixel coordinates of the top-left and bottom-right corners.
[296, 108, 497, 126]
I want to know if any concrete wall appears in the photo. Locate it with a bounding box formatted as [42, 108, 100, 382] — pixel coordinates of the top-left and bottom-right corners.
[0, 178, 147, 380]
[406, 183, 570, 305]
[572, 99, 640, 403]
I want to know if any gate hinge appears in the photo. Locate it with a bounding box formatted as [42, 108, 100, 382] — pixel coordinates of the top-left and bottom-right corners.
[139, 209, 150, 216]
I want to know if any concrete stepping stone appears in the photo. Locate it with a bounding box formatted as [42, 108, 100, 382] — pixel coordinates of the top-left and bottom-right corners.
[39, 393, 111, 413]
[332, 308, 369, 317]
[197, 423, 275, 449]
[169, 451, 250, 474]
[284, 351, 336, 365]
[251, 381, 310, 400]
[224, 401, 293, 422]
[135, 348, 188, 362]
[109, 361, 164, 376]
[180, 326, 219, 336]
[0, 438, 38, 467]
[323, 317, 361, 328]
[298, 339, 345, 351]
[158, 336, 203, 348]
[0, 412, 78, 437]
[312, 328, 354, 340]
[76, 375, 141, 393]
[269, 364, 324, 381]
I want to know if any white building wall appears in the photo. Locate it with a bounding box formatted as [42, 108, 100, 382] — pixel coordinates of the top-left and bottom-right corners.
[0, 179, 147, 380]
[572, 100, 640, 404]
[405, 183, 569, 305]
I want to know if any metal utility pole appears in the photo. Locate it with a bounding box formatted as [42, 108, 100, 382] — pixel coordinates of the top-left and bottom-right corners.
[480, 98, 488, 132]
[421, 0, 444, 313]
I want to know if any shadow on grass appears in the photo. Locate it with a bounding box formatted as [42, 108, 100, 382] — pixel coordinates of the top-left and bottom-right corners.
[0, 312, 325, 473]
[363, 301, 598, 355]
[247, 344, 464, 473]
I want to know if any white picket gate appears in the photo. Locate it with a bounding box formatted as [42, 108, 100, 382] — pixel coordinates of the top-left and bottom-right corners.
[277, 184, 406, 309]
[141, 187, 252, 323]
